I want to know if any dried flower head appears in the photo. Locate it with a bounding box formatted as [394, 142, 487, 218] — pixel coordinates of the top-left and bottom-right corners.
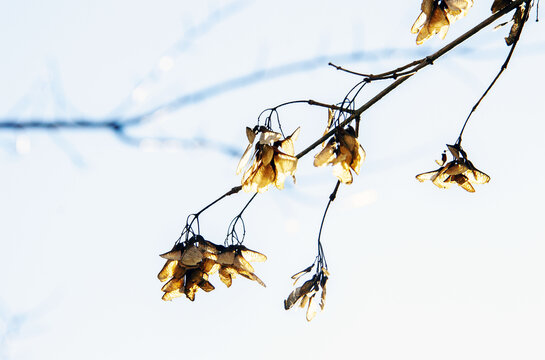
[411, 0, 473, 45]
[314, 123, 365, 185]
[237, 126, 300, 193]
[284, 265, 329, 322]
[158, 235, 266, 301]
[416, 143, 490, 192]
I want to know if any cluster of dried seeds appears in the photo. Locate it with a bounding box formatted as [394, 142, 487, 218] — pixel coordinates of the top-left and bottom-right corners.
[158, 235, 266, 301]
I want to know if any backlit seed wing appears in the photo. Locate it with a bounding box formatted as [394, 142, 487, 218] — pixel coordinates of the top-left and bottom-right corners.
[299, 294, 309, 309]
[198, 280, 215, 292]
[259, 130, 283, 145]
[306, 294, 318, 322]
[184, 285, 198, 301]
[421, 0, 434, 16]
[431, 7, 451, 40]
[234, 254, 254, 273]
[289, 127, 301, 142]
[291, 264, 314, 284]
[218, 268, 233, 288]
[239, 246, 267, 262]
[456, 177, 475, 192]
[445, 0, 473, 19]
[416, 21, 433, 45]
[255, 164, 276, 193]
[447, 144, 461, 159]
[468, 169, 490, 184]
[246, 127, 256, 144]
[181, 246, 203, 266]
[160, 249, 183, 261]
[351, 144, 366, 175]
[281, 138, 295, 156]
[445, 162, 468, 175]
[319, 283, 327, 310]
[158, 260, 178, 282]
[415, 170, 439, 182]
[314, 144, 336, 167]
[241, 162, 263, 193]
[172, 264, 187, 279]
[333, 162, 353, 184]
[200, 258, 217, 274]
[161, 277, 184, 293]
[238, 271, 266, 287]
[202, 252, 218, 261]
[431, 168, 452, 189]
[201, 240, 219, 254]
[237, 143, 255, 175]
[436, 152, 447, 166]
[333, 144, 353, 166]
[412, 12, 428, 34]
[275, 152, 298, 172]
[162, 288, 185, 301]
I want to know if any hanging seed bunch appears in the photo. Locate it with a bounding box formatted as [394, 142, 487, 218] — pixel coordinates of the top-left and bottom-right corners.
[237, 126, 300, 193]
[284, 264, 329, 322]
[416, 143, 490, 192]
[158, 235, 267, 301]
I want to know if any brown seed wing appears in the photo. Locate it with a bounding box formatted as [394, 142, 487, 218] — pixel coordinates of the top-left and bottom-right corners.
[157, 260, 178, 282]
[198, 280, 215, 293]
[181, 246, 203, 266]
[246, 127, 256, 144]
[237, 143, 255, 175]
[240, 247, 267, 263]
[159, 249, 183, 260]
[238, 270, 266, 287]
[314, 145, 336, 167]
[306, 294, 318, 322]
[262, 145, 274, 166]
[284, 287, 303, 310]
[235, 254, 255, 273]
[217, 251, 235, 265]
[415, 170, 439, 182]
[161, 277, 184, 293]
[333, 162, 353, 184]
[162, 288, 185, 301]
[218, 267, 233, 288]
[466, 168, 490, 184]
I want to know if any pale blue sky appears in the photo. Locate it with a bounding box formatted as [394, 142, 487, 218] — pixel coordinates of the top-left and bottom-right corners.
[0, 1, 544, 359]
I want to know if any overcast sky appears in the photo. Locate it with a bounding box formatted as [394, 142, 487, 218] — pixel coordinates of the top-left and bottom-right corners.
[0, 1, 544, 359]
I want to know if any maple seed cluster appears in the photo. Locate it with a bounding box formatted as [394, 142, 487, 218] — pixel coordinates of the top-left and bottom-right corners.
[158, 235, 267, 301]
[411, 0, 473, 45]
[416, 144, 490, 192]
[237, 126, 300, 193]
[314, 123, 365, 185]
[284, 265, 329, 322]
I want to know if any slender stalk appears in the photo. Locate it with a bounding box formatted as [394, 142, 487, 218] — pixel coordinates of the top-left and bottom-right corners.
[457, 0, 530, 144]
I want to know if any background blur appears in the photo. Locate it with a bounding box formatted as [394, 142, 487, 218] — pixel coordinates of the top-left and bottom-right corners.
[0, 1, 544, 359]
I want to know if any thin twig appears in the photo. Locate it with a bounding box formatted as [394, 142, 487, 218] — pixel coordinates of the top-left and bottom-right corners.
[296, 0, 524, 160]
[195, 185, 242, 216]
